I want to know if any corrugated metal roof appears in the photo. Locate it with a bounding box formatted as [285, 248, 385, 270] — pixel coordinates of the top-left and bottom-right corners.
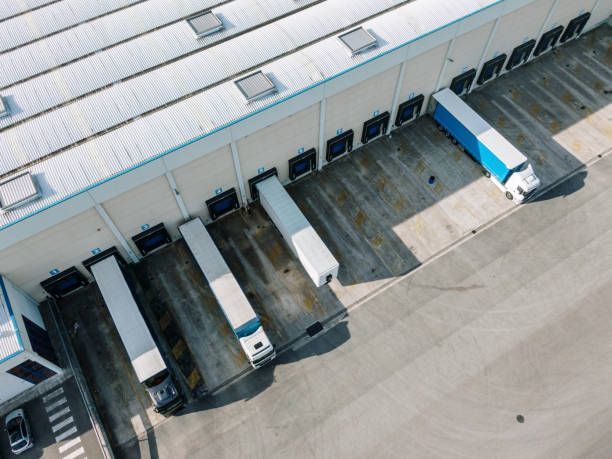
[0, 276, 24, 363]
[0, 0, 502, 230]
[0, 0, 58, 22]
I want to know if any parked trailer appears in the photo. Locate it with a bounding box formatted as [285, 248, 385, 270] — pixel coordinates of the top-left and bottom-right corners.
[255, 175, 339, 287]
[179, 218, 275, 369]
[432, 88, 540, 203]
[90, 256, 184, 415]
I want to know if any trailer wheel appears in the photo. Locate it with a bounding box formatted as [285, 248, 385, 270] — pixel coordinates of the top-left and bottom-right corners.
[451, 138, 458, 145]
[505, 191, 514, 200]
[483, 170, 491, 178]
[436, 123, 443, 131]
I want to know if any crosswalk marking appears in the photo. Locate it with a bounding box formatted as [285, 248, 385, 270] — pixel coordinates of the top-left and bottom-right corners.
[62, 446, 85, 459]
[45, 397, 68, 412]
[52, 416, 74, 433]
[58, 436, 81, 453]
[42, 387, 65, 403]
[55, 426, 78, 443]
[49, 406, 71, 422]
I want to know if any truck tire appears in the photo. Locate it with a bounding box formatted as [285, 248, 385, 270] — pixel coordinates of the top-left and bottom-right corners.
[505, 191, 514, 200]
[483, 170, 491, 178]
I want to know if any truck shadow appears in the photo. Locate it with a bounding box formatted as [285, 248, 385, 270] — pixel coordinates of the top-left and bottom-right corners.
[533, 170, 588, 201]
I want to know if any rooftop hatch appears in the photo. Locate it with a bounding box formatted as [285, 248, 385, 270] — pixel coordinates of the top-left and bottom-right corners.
[234, 71, 277, 102]
[338, 27, 378, 55]
[0, 96, 8, 118]
[187, 12, 224, 38]
[0, 172, 41, 212]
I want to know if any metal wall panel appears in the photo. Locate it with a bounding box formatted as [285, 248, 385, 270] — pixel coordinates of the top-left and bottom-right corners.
[172, 146, 237, 222]
[237, 103, 320, 192]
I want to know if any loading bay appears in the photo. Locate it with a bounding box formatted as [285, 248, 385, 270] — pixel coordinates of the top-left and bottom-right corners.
[56, 27, 610, 455]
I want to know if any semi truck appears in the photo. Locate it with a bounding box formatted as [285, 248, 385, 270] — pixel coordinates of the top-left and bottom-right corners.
[432, 88, 540, 203]
[179, 218, 276, 369]
[255, 175, 339, 287]
[90, 255, 184, 415]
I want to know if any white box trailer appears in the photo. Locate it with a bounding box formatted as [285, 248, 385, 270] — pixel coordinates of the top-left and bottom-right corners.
[179, 218, 275, 369]
[91, 256, 183, 414]
[255, 175, 339, 287]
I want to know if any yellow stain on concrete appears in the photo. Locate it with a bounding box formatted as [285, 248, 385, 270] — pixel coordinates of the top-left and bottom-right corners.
[186, 369, 201, 389]
[268, 242, 283, 265]
[393, 197, 406, 212]
[497, 116, 506, 128]
[516, 133, 526, 145]
[562, 92, 573, 104]
[571, 139, 583, 153]
[303, 293, 316, 312]
[370, 234, 384, 248]
[158, 311, 173, 331]
[354, 210, 366, 228]
[336, 190, 348, 206]
[415, 160, 425, 173]
[433, 182, 443, 194]
[550, 120, 560, 132]
[377, 178, 386, 192]
[529, 104, 542, 117]
[172, 339, 187, 359]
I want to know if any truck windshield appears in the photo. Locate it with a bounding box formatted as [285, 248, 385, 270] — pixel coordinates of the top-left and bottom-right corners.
[235, 318, 261, 338]
[144, 370, 169, 388]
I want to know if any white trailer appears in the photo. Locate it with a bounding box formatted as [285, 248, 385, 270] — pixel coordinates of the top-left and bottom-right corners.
[91, 256, 183, 414]
[179, 218, 275, 369]
[255, 176, 339, 287]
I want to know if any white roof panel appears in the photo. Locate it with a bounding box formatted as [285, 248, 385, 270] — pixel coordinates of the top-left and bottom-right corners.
[0, 0, 502, 230]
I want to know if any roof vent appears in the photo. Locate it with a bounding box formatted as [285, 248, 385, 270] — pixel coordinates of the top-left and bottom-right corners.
[338, 27, 377, 55]
[0, 172, 41, 212]
[0, 96, 8, 118]
[234, 71, 277, 102]
[187, 12, 224, 38]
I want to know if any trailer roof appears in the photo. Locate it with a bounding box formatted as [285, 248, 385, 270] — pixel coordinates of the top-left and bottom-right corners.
[0, 0, 502, 230]
[433, 88, 527, 169]
[91, 256, 165, 382]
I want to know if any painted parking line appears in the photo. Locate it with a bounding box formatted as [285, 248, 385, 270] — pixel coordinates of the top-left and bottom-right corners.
[55, 426, 78, 443]
[62, 445, 85, 459]
[45, 397, 68, 412]
[58, 436, 81, 453]
[52, 416, 75, 433]
[42, 387, 64, 403]
[49, 406, 71, 422]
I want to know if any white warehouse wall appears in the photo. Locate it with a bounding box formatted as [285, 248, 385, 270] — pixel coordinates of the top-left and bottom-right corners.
[545, 0, 598, 31]
[172, 145, 239, 221]
[0, 350, 63, 403]
[0, 209, 121, 300]
[3, 277, 45, 354]
[102, 175, 184, 244]
[238, 103, 320, 197]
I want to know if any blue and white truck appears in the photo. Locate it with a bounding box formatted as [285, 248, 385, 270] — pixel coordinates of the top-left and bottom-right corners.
[432, 88, 540, 203]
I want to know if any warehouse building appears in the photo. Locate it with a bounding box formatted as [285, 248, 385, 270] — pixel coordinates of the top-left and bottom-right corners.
[0, 0, 609, 307]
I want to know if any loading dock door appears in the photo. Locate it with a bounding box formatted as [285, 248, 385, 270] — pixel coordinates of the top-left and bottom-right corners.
[205, 188, 240, 220]
[255, 176, 339, 287]
[450, 69, 476, 96]
[361, 112, 390, 144]
[506, 40, 535, 71]
[132, 223, 171, 256]
[326, 130, 354, 162]
[289, 149, 317, 181]
[534, 26, 564, 57]
[395, 94, 424, 127]
[560, 13, 591, 43]
[40, 267, 88, 299]
[477, 54, 507, 85]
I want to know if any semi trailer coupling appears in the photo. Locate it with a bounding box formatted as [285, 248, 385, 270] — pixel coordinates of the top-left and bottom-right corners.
[432, 88, 540, 203]
[179, 218, 276, 369]
[90, 255, 184, 415]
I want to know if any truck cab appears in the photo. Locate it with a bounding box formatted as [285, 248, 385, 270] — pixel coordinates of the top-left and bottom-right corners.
[503, 162, 541, 203]
[143, 369, 184, 415]
[235, 317, 276, 369]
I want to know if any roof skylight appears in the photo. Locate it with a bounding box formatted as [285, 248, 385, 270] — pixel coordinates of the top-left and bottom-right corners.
[234, 71, 277, 102]
[338, 27, 378, 55]
[0, 96, 8, 118]
[187, 12, 224, 38]
[0, 172, 41, 212]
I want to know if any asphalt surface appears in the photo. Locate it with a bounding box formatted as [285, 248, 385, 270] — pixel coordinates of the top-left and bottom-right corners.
[117, 153, 612, 458]
[0, 378, 103, 459]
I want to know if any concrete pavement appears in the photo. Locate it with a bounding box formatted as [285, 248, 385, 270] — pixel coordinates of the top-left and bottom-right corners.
[118, 153, 612, 458]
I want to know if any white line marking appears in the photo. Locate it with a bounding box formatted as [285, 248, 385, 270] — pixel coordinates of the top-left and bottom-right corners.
[42, 387, 64, 403]
[52, 416, 74, 433]
[48, 407, 71, 422]
[58, 436, 81, 453]
[55, 425, 77, 442]
[45, 397, 68, 412]
[62, 446, 85, 459]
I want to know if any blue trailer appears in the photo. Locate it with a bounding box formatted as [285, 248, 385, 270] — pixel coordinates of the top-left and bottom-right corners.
[432, 88, 540, 203]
